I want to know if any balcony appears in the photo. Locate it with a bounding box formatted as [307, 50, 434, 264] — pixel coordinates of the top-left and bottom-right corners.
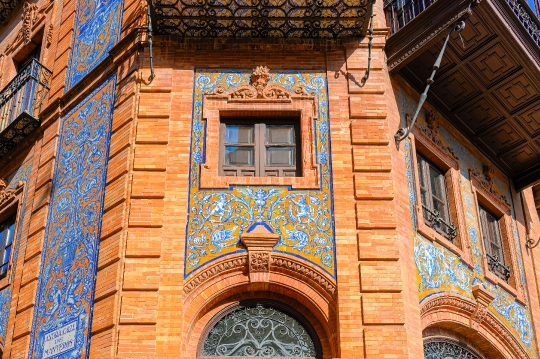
[151, 0, 372, 39]
[0, 58, 52, 157]
[386, 0, 540, 190]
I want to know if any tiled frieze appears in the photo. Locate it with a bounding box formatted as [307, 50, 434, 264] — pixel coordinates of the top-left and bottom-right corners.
[0, 161, 33, 347]
[28, 76, 116, 358]
[64, 0, 124, 90]
[397, 81, 537, 357]
[185, 69, 336, 279]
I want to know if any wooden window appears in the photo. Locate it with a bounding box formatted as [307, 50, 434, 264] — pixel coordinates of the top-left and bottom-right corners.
[219, 117, 300, 177]
[0, 215, 15, 280]
[416, 153, 456, 241]
[478, 204, 511, 282]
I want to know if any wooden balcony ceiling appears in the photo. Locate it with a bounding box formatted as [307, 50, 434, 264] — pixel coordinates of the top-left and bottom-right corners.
[397, 0, 540, 190]
[152, 0, 371, 39]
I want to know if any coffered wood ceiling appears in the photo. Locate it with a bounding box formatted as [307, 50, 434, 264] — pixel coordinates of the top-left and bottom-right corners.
[393, 0, 540, 190]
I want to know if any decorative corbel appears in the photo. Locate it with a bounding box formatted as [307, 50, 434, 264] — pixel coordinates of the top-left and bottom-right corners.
[241, 225, 279, 283]
[470, 284, 495, 330]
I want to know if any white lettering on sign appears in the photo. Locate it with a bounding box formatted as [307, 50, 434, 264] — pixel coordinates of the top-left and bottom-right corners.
[43, 321, 77, 359]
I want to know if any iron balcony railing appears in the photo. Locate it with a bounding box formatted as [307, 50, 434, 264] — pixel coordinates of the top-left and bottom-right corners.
[385, 0, 540, 48]
[506, 0, 540, 47]
[0, 58, 51, 156]
[486, 253, 511, 283]
[384, 0, 437, 35]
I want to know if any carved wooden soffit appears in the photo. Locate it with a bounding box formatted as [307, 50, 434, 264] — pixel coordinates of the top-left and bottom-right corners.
[387, 0, 482, 72]
[205, 66, 314, 101]
[470, 166, 511, 208]
[241, 225, 279, 283]
[470, 284, 495, 330]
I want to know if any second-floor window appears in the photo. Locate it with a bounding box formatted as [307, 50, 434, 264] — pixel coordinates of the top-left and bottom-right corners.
[417, 153, 456, 241]
[478, 205, 511, 282]
[219, 118, 300, 177]
[0, 215, 16, 280]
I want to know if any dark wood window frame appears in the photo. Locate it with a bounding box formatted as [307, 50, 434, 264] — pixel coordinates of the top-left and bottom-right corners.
[416, 152, 457, 242]
[219, 116, 301, 178]
[478, 204, 511, 283]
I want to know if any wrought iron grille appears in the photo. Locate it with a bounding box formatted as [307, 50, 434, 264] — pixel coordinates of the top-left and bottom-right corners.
[0, 0, 22, 25]
[422, 205, 458, 242]
[384, 0, 437, 34]
[152, 0, 370, 38]
[506, 0, 540, 47]
[424, 340, 480, 359]
[486, 252, 511, 282]
[202, 303, 317, 357]
[0, 58, 52, 156]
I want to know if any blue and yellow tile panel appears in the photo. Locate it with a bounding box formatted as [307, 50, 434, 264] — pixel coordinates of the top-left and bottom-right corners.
[185, 69, 336, 279]
[397, 82, 537, 358]
[0, 161, 33, 348]
[29, 76, 116, 359]
[65, 0, 124, 90]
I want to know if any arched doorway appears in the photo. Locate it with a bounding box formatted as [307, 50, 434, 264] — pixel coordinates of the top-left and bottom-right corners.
[198, 300, 322, 358]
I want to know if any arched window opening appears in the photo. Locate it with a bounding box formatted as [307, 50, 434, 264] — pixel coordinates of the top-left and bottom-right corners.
[424, 339, 481, 359]
[200, 301, 321, 358]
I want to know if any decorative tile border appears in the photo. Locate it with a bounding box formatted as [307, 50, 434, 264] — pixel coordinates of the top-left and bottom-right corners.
[64, 0, 124, 90]
[398, 82, 537, 357]
[29, 76, 116, 359]
[185, 69, 336, 279]
[0, 160, 32, 347]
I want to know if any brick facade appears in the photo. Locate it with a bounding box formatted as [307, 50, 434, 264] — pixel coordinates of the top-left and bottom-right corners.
[0, 0, 538, 358]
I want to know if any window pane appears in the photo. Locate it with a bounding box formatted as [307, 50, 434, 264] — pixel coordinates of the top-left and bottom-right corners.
[266, 125, 295, 144]
[2, 245, 11, 266]
[224, 146, 254, 166]
[225, 125, 254, 144]
[5, 220, 15, 246]
[0, 264, 7, 276]
[417, 157, 426, 188]
[266, 147, 296, 167]
[432, 199, 448, 221]
[429, 166, 445, 199]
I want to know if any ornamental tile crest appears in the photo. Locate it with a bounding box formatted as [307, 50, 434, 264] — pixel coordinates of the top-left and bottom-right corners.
[29, 77, 116, 358]
[186, 68, 336, 279]
[65, 0, 124, 90]
[153, 0, 370, 39]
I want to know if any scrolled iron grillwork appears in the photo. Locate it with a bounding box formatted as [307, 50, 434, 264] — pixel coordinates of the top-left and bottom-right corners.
[0, 58, 52, 157]
[153, 0, 370, 38]
[486, 253, 511, 282]
[202, 304, 317, 357]
[424, 340, 480, 359]
[506, 0, 540, 47]
[422, 205, 458, 241]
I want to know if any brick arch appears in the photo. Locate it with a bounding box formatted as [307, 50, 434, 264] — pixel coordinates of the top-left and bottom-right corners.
[182, 254, 338, 359]
[420, 293, 531, 359]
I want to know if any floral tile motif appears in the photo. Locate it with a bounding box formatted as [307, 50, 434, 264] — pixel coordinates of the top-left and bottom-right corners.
[186, 69, 336, 279]
[29, 77, 116, 359]
[398, 82, 536, 355]
[0, 161, 32, 347]
[65, 0, 124, 90]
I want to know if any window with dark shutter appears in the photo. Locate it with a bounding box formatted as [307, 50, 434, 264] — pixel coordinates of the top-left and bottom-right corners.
[219, 117, 300, 177]
[416, 153, 457, 241]
[478, 205, 511, 282]
[0, 215, 16, 280]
